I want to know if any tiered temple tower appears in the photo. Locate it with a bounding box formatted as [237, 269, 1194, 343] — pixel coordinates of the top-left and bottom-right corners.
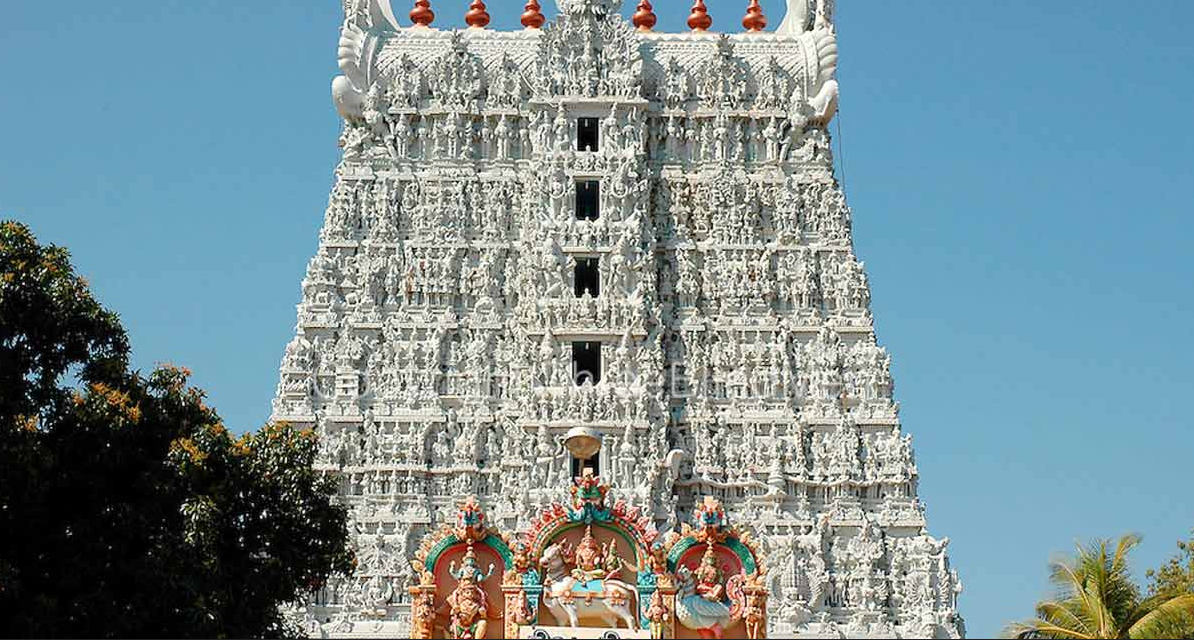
[273, 0, 964, 637]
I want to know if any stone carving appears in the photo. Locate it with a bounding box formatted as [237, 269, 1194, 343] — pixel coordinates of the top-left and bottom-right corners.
[277, 1, 962, 637]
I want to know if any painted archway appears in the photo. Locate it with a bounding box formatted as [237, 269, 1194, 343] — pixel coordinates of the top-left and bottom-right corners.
[408, 496, 515, 639]
[407, 485, 769, 639]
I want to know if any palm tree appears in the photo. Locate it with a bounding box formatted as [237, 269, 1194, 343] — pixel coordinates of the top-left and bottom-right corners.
[1007, 535, 1194, 639]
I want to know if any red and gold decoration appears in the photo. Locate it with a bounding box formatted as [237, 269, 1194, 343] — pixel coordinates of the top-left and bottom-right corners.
[464, 0, 490, 29]
[520, 0, 546, 30]
[444, 547, 495, 639]
[408, 497, 514, 639]
[660, 497, 770, 639]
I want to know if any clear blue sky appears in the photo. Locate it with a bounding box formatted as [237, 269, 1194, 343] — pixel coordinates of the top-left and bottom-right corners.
[4, 1, 1192, 636]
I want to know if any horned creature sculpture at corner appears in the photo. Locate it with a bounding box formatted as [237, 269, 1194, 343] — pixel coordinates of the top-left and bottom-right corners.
[778, 0, 835, 35]
[777, 0, 840, 127]
[332, 0, 399, 122]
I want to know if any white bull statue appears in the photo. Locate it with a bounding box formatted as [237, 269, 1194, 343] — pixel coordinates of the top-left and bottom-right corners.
[539, 540, 640, 630]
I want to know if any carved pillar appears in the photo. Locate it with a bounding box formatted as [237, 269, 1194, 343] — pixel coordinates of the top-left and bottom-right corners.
[502, 585, 532, 639]
[408, 584, 437, 639]
[646, 585, 678, 640]
[742, 584, 770, 639]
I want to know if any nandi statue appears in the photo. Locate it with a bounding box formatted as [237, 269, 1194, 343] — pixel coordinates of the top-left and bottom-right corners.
[539, 527, 639, 630]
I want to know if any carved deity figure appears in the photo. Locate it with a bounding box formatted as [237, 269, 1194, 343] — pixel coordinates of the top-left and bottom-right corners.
[694, 545, 726, 603]
[676, 544, 744, 639]
[570, 526, 610, 583]
[443, 546, 494, 639]
[743, 589, 767, 639]
[570, 467, 610, 512]
[646, 589, 669, 637]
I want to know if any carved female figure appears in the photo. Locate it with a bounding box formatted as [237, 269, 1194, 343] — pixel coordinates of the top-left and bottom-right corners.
[695, 546, 726, 602]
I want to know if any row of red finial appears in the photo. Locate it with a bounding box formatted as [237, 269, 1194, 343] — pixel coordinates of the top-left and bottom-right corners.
[409, 0, 770, 33]
[669, 0, 766, 32]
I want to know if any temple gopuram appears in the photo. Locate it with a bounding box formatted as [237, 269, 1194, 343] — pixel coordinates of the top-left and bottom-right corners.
[272, 0, 965, 637]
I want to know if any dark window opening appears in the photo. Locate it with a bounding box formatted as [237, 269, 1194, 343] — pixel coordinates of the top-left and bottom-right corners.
[576, 181, 600, 221]
[572, 342, 602, 386]
[572, 452, 601, 480]
[578, 117, 599, 152]
[575, 257, 600, 298]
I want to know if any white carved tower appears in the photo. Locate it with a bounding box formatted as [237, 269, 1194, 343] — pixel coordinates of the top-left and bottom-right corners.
[273, 0, 964, 637]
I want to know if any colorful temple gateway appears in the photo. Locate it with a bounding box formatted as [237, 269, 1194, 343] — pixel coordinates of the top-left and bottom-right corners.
[273, 0, 964, 637]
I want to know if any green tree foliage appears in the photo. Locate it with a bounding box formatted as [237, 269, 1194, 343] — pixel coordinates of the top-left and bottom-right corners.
[1006, 535, 1194, 639]
[0, 221, 354, 638]
[1147, 531, 1194, 638]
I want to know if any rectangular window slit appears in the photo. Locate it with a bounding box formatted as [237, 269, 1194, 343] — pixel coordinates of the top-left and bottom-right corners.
[575, 257, 600, 298]
[572, 341, 602, 386]
[576, 181, 600, 221]
[578, 117, 599, 152]
[571, 452, 600, 480]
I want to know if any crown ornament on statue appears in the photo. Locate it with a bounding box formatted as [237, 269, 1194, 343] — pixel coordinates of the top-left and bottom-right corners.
[453, 495, 488, 544]
[692, 496, 730, 544]
[577, 526, 601, 557]
[700, 544, 725, 576]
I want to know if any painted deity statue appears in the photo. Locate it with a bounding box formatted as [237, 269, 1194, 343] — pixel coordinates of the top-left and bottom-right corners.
[676, 545, 745, 639]
[568, 526, 623, 583]
[570, 526, 606, 582]
[646, 589, 669, 638]
[673, 499, 753, 639]
[540, 528, 638, 629]
[570, 468, 608, 510]
[443, 546, 495, 639]
[454, 495, 487, 543]
[693, 545, 726, 603]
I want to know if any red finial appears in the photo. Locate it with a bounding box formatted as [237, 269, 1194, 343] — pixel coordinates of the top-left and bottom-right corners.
[743, 0, 767, 32]
[688, 0, 712, 32]
[521, 0, 546, 29]
[633, 0, 657, 32]
[465, 0, 490, 28]
[410, 0, 434, 27]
